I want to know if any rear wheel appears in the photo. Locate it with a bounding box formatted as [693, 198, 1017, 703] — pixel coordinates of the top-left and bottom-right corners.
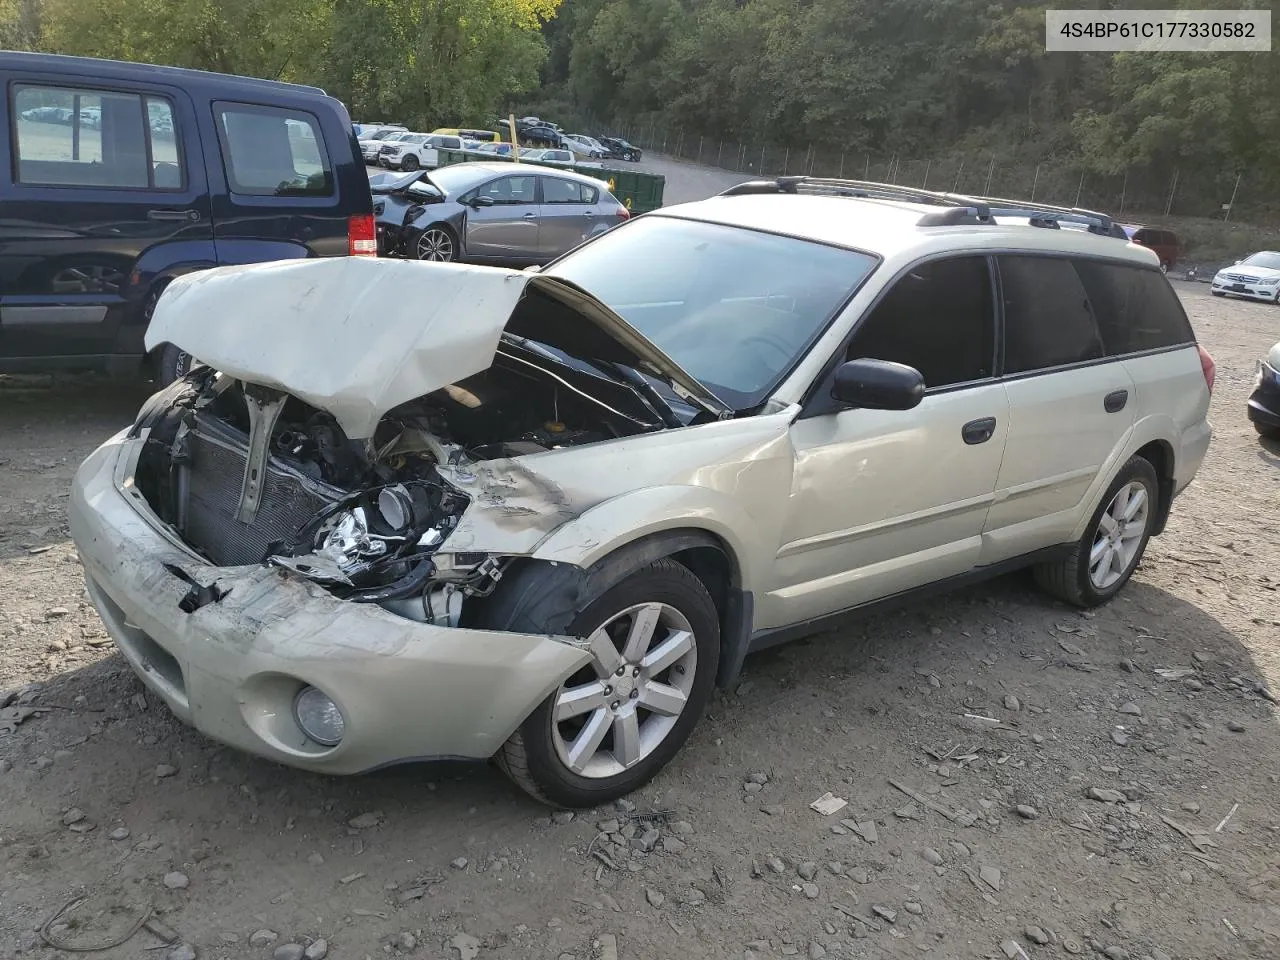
[1033, 456, 1158, 607]
[496, 559, 719, 808]
[413, 224, 457, 262]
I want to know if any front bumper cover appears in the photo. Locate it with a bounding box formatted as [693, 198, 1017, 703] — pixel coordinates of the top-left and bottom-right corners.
[1248, 361, 1280, 430]
[69, 431, 591, 774]
[1211, 279, 1280, 301]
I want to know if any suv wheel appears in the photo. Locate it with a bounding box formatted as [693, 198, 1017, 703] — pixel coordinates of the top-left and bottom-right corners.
[496, 559, 719, 808]
[1033, 456, 1158, 607]
[400, 154, 419, 171]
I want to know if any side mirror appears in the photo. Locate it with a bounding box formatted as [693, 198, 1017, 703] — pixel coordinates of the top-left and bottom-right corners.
[469, 195, 496, 208]
[831, 358, 925, 410]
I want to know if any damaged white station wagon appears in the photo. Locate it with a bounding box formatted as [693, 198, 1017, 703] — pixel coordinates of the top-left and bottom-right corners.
[70, 179, 1214, 807]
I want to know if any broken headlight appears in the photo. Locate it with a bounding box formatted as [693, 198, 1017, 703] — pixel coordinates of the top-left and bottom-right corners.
[270, 480, 465, 601]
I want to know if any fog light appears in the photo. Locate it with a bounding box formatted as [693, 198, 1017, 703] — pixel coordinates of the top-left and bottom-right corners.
[294, 686, 345, 746]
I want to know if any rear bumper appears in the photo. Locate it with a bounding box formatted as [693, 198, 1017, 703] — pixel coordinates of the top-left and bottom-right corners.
[69, 431, 591, 774]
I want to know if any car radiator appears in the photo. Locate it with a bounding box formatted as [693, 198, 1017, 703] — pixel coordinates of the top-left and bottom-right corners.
[180, 414, 343, 567]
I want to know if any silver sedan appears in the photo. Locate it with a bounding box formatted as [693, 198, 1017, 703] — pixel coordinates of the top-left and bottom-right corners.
[381, 162, 631, 266]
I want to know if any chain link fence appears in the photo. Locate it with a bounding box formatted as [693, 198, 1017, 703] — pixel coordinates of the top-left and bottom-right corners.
[611, 121, 1273, 227]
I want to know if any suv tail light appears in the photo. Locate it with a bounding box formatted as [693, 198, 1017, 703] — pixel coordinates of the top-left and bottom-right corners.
[1197, 344, 1216, 393]
[615, 204, 630, 221]
[348, 214, 378, 256]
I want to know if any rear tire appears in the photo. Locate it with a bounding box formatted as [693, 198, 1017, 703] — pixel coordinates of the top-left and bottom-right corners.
[1033, 456, 1158, 608]
[412, 224, 458, 262]
[495, 558, 720, 808]
[154, 343, 192, 388]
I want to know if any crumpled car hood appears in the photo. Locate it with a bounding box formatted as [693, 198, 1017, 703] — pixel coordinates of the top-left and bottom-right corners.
[144, 257, 728, 439]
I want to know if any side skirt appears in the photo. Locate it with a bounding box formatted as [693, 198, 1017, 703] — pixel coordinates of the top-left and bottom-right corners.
[743, 544, 1074, 658]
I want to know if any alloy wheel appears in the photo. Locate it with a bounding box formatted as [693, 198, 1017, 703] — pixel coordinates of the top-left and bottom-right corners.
[1089, 480, 1149, 590]
[551, 602, 697, 779]
[415, 228, 455, 262]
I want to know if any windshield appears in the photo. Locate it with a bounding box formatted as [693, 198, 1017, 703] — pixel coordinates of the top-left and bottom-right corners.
[423, 166, 491, 195]
[544, 216, 877, 409]
[1242, 252, 1280, 270]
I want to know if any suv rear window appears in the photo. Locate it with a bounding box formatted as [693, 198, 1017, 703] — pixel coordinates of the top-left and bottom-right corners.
[213, 102, 332, 197]
[12, 84, 184, 190]
[1074, 261, 1194, 354]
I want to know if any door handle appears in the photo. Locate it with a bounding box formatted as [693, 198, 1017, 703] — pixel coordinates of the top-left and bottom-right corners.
[1104, 389, 1129, 413]
[148, 209, 200, 222]
[961, 417, 998, 445]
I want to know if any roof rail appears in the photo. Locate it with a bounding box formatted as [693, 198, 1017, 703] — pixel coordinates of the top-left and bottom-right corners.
[963, 194, 1120, 236]
[718, 176, 992, 221]
[716, 177, 1126, 238]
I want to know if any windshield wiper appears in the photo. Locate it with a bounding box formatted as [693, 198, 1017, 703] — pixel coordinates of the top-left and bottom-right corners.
[501, 334, 678, 428]
[598, 361, 684, 428]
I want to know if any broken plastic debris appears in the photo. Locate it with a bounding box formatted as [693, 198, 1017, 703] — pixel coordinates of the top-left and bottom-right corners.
[809, 792, 848, 816]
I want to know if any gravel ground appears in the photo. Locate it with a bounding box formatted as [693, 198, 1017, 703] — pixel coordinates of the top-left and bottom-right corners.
[1, 161, 1278, 959]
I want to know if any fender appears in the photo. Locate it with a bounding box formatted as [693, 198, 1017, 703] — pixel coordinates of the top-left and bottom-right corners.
[530, 483, 771, 593]
[1069, 415, 1178, 542]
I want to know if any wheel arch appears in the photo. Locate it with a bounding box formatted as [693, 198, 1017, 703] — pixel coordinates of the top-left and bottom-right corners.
[471, 526, 755, 691]
[1133, 437, 1176, 536]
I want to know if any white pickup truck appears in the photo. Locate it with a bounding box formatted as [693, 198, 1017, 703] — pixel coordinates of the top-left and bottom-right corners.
[378, 133, 465, 171]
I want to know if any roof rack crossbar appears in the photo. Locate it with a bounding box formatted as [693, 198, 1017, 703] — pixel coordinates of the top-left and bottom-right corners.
[718, 176, 992, 220]
[962, 194, 1117, 235]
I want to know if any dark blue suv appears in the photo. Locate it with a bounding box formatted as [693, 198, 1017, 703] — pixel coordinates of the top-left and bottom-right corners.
[0, 52, 375, 384]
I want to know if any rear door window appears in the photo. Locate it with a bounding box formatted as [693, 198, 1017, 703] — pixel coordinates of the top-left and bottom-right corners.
[12, 83, 185, 190]
[543, 177, 597, 204]
[997, 256, 1105, 374]
[213, 102, 332, 197]
[1073, 261, 1195, 355]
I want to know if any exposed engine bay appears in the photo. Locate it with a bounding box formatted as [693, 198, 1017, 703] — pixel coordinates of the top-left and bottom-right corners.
[130, 338, 675, 625]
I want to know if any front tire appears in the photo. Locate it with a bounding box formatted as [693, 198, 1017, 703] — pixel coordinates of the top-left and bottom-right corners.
[1033, 456, 1158, 607]
[1255, 421, 1280, 440]
[496, 558, 719, 808]
[400, 154, 419, 171]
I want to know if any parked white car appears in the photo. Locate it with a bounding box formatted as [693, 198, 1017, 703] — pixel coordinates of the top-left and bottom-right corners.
[69, 178, 1212, 808]
[378, 133, 465, 171]
[1211, 251, 1280, 302]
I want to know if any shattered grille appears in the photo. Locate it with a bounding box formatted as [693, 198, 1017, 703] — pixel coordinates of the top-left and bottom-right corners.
[181, 419, 341, 567]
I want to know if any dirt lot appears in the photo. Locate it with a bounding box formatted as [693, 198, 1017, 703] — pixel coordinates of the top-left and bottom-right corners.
[2, 273, 1278, 957]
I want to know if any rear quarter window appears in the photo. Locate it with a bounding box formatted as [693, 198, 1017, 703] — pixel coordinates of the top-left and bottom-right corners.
[1073, 260, 1195, 355]
[214, 102, 333, 197]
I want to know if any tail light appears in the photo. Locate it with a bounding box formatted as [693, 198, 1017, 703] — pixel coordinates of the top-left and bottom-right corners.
[1197, 344, 1216, 393]
[615, 204, 630, 221]
[348, 214, 377, 256]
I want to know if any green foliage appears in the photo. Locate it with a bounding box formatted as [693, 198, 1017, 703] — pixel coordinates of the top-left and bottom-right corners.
[10, 0, 560, 131]
[549, 0, 1280, 210]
